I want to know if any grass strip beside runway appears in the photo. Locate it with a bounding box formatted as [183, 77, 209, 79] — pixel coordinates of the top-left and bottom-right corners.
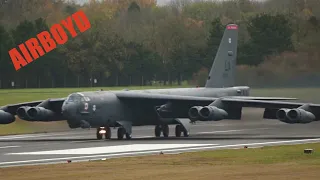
[1, 142, 320, 180]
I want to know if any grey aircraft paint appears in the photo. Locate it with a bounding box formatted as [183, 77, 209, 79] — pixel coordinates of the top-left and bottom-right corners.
[205, 24, 238, 88]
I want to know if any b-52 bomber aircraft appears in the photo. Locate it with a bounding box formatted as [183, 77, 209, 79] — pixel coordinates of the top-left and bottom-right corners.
[1, 24, 320, 140]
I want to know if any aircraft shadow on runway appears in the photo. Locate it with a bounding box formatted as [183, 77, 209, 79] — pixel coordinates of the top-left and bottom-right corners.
[1, 133, 319, 142]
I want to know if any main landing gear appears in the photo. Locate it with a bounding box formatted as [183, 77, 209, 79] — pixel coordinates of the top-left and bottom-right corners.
[175, 124, 189, 137]
[117, 126, 132, 140]
[96, 126, 132, 140]
[154, 124, 189, 138]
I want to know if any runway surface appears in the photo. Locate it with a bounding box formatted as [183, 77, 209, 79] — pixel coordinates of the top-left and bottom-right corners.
[0, 109, 320, 168]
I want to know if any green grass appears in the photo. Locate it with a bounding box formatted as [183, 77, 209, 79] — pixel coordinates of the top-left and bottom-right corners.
[0, 85, 187, 106]
[1, 86, 320, 136]
[1, 143, 320, 180]
[195, 143, 320, 165]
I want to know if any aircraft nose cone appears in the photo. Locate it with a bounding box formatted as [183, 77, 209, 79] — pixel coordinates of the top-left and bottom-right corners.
[62, 103, 76, 118]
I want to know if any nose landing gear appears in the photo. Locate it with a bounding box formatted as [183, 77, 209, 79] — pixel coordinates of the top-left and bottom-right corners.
[96, 126, 111, 140]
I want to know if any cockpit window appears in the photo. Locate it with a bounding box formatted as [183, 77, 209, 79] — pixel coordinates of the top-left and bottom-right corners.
[66, 94, 81, 102]
[67, 94, 90, 102]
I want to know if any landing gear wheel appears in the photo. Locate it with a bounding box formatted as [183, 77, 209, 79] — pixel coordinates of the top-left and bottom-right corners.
[104, 126, 111, 139]
[125, 133, 132, 140]
[175, 125, 182, 137]
[117, 127, 125, 140]
[162, 124, 169, 137]
[96, 127, 103, 140]
[175, 124, 189, 137]
[183, 129, 189, 137]
[155, 125, 161, 137]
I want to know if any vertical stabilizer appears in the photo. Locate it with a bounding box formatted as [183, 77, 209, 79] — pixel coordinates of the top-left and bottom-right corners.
[205, 24, 239, 88]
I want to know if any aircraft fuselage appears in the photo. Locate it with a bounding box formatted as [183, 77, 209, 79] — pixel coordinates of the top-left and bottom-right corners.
[61, 86, 250, 128]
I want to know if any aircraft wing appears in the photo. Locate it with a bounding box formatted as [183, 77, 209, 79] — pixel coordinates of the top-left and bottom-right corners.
[220, 98, 320, 121]
[115, 91, 217, 102]
[115, 91, 320, 122]
[115, 91, 298, 106]
[115, 91, 296, 102]
[220, 98, 315, 109]
[226, 96, 297, 100]
[0, 100, 44, 114]
[0, 98, 66, 124]
[0, 98, 66, 114]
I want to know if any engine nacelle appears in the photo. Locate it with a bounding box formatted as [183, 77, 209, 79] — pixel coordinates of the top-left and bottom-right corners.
[27, 107, 56, 121]
[287, 108, 315, 124]
[188, 106, 202, 121]
[276, 108, 315, 124]
[16, 106, 32, 120]
[0, 110, 15, 124]
[198, 106, 228, 121]
[276, 108, 291, 123]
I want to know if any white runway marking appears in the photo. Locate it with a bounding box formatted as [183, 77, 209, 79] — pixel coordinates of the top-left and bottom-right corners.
[8, 144, 217, 155]
[198, 128, 269, 134]
[0, 132, 79, 140]
[2, 138, 320, 167]
[0, 146, 20, 149]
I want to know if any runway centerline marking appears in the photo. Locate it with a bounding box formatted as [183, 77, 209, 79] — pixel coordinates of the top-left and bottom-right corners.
[0, 132, 83, 140]
[1, 138, 320, 167]
[7, 144, 217, 155]
[0, 146, 20, 149]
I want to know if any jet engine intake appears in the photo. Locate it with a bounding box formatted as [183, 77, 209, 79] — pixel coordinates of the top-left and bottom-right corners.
[27, 107, 56, 121]
[198, 106, 228, 121]
[0, 110, 15, 124]
[276, 108, 290, 123]
[16, 106, 32, 120]
[287, 109, 315, 124]
[188, 106, 202, 121]
[276, 108, 315, 124]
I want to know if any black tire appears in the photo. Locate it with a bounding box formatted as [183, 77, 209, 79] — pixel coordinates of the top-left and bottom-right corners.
[175, 125, 182, 137]
[162, 124, 169, 137]
[183, 129, 189, 137]
[117, 127, 125, 140]
[96, 128, 103, 140]
[125, 133, 132, 140]
[105, 126, 111, 139]
[155, 125, 161, 137]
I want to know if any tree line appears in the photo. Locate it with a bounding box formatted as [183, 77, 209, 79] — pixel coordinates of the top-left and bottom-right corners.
[0, 0, 319, 89]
